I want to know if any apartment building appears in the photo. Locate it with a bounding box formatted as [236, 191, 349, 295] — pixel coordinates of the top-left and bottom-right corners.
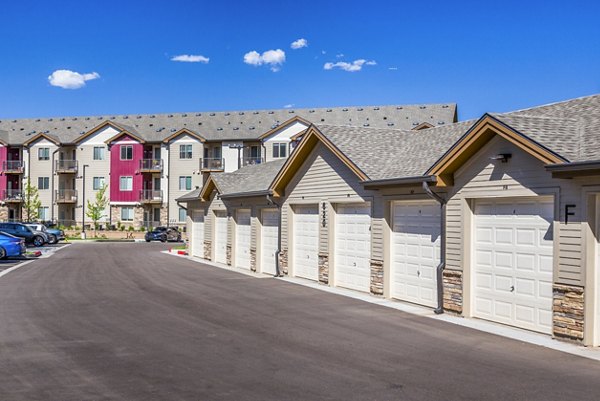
[0, 103, 457, 228]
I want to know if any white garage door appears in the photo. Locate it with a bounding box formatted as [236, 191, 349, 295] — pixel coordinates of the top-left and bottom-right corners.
[293, 205, 319, 281]
[334, 204, 371, 292]
[261, 209, 279, 275]
[214, 211, 228, 264]
[474, 197, 554, 334]
[191, 210, 204, 258]
[391, 201, 441, 308]
[235, 209, 251, 270]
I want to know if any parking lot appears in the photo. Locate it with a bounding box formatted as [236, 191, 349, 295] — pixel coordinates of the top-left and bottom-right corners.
[1, 242, 600, 401]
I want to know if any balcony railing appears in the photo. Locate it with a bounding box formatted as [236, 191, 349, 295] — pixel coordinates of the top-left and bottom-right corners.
[3, 189, 23, 202]
[56, 189, 78, 203]
[139, 189, 163, 204]
[200, 158, 225, 171]
[242, 157, 264, 167]
[2, 160, 23, 174]
[139, 159, 163, 172]
[55, 159, 78, 174]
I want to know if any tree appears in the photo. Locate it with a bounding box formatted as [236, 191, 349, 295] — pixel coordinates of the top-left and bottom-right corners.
[86, 184, 108, 236]
[22, 181, 41, 222]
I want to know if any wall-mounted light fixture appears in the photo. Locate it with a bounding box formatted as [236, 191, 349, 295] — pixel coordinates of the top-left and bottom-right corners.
[490, 153, 512, 163]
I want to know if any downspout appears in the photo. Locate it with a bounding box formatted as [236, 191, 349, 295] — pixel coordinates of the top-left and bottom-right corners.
[266, 193, 282, 277]
[422, 181, 446, 315]
[51, 148, 60, 223]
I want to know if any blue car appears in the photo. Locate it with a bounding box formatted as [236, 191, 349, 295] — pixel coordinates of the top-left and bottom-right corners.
[0, 232, 26, 259]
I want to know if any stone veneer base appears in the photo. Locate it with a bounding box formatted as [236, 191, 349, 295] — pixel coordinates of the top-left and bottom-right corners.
[370, 259, 384, 295]
[443, 270, 463, 314]
[318, 253, 329, 284]
[553, 284, 584, 342]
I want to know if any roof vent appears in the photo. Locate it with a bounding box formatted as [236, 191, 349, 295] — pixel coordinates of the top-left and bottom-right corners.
[373, 107, 380, 110]
[210, 113, 215, 116]
[171, 128, 177, 132]
[233, 127, 239, 130]
[61, 118, 65, 121]
[357, 108, 363, 111]
[249, 126, 255, 130]
[239, 112, 244, 115]
[224, 112, 230, 116]
[168, 114, 173, 118]
[80, 131, 85, 134]
[67, 126, 71, 129]
[387, 123, 395, 126]
[150, 115, 155, 118]
[363, 123, 370, 127]
[98, 117, 103, 120]
[85, 117, 90, 120]
[342, 108, 348, 111]
[309, 110, 315, 113]
[110, 116, 116, 119]
[288, 110, 294, 113]
[49, 118, 53, 121]
[442, 105, 449, 108]
[182, 113, 188, 117]
[198, 122, 202, 125]
[320, 118, 325, 122]
[419, 106, 426, 109]
[326, 109, 332, 112]
[396, 107, 403, 110]
[149, 124, 154, 127]
[413, 122, 419, 126]
[268, 111, 274, 114]
[253, 111, 259, 115]
[137, 116, 142, 119]
[122, 116, 128, 119]
[196, 113, 201, 116]
[36, 119, 40, 122]
[217, 127, 223, 131]
[438, 121, 445, 125]
[383, 116, 387, 120]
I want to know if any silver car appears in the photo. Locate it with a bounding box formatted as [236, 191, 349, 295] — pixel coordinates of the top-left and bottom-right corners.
[24, 224, 49, 246]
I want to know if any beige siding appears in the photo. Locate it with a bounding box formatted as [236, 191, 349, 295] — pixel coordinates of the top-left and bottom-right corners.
[281, 142, 378, 259]
[27, 139, 57, 219]
[168, 135, 203, 225]
[448, 135, 587, 286]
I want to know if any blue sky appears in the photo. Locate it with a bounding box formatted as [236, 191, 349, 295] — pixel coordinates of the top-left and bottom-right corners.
[1, 0, 599, 120]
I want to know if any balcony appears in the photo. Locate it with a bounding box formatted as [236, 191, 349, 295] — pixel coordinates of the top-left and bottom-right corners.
[56, 189, 78, 204]
[200, 158, 225, 172]
[139, 159, 163, 173]
[242, 157, 264, 167]
[2, 161, 23, 174]
[55, 159, 78, 174]
[3, 189, 23, 203]
[139, 189, 163, 204]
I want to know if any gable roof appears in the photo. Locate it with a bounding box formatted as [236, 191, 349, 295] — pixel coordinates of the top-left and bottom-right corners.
[23, 132, 61, 147]
[198, 159, 287, 201]
[176, 187, 203, 202]
[0, 103, 457, 145]
[104, 127, 146, 145]
[162, 128, 206, 143]
[256, 116, 311, 140]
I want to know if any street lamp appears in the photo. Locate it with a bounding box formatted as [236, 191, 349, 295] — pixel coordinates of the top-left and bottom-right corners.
[81, 164, 89, 239]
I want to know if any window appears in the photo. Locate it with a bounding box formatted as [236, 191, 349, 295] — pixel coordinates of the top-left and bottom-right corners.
[38, 177, 49, 190]
[213, 146, 222, 159]
[121, 207, 134, 221]
[179, 176, 192, 191]
[250, 146, 260, 158]
[179, 207, 187, 222]
[93, 146, 105, 160]
[179, 144, 193, 159]
[38, 207, 49, 221]
[93, 177, 105, 190]
[272, 143, 287, 158]
[38, 147, 50, 161]
[119, 176, 133, 191]
[120, 145, 133, 160]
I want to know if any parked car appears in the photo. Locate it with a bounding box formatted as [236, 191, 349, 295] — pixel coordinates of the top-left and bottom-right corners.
[145, 226, 182, 243]
[0, 222, 46, 247]
[26, 223, 64, 244]
[0, 232, 26, 259]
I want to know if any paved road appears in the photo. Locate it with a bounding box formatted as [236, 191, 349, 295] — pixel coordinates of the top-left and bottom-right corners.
[1, 243, 600, 401]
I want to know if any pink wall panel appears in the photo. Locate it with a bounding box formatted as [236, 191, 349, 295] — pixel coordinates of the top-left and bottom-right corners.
[109, 136, 144, 202]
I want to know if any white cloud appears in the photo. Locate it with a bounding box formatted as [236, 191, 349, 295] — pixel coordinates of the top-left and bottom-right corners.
[388, 67, 398, 70]
[290, 38, 308, 49]
[323, 59, 377, 72]
[48, 69, 100, 89]
[336, 53, 344, 58]
[243, 49, 286, 72]
[171, 54, 210, 63]
[283, 104, 294, 108]
[321, 50, 327, 55]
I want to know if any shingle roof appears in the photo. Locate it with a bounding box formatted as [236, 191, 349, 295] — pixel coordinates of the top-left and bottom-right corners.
[0, 103, 457, 145]
[176, 187, 202, 202]
[315, 120, 475, 180]
[212, 159, 287, 196]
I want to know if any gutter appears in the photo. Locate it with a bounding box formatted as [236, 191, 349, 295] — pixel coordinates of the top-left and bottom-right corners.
[266, 193, 282, 277]
[220, 189, 272, 200]
[362, 175, 437, 189]
[545, 160, 600, 176]
[422, 181, 446, 315]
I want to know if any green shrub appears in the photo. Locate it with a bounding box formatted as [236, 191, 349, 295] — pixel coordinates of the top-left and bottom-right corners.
[120, 225, 125, 231]
[128, 226, 134, 232]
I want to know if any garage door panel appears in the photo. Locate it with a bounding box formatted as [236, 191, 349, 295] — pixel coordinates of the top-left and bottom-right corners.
[261, 209, 279, 275]
[473, 197, 554, 334]
[391, 201, 440, 308]
[334, 204, 371, 293]
[214, 211, 228, 264]
[235, 209, 251, 270]
[293, 205, 319, 281]
[191, 210, 204, 258]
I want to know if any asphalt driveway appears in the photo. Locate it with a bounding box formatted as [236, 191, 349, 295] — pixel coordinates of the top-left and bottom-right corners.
[0, 242, 599, 401]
